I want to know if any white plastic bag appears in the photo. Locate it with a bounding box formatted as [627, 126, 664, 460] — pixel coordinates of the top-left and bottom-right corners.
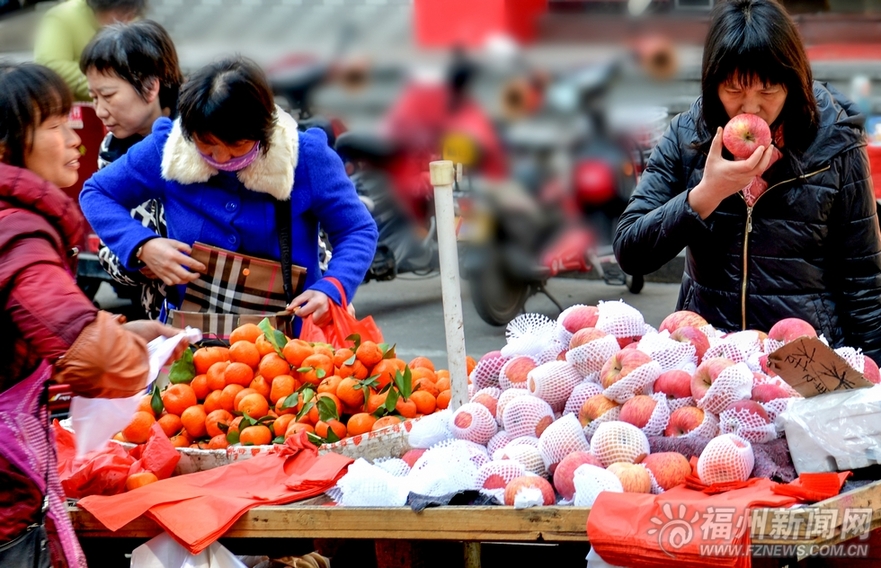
[130, 532, 246, 568]
[71, 327, 202, 458]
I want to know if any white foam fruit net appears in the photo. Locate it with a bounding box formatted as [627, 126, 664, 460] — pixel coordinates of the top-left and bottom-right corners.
[573, 464, 624, 507]
[528, 360, 584, 411]
[644, 465, 665, 495]
[590, 421, 651, 467]
[450, 402, 498, 446]
[407, 408, 453, 449]
[696, 362, 753, 414]
[486, 430, 512, 456]
[373, 457, 412, 478]
[666, 396, 696, 412]
[566, 335, 620, 377]
[596, 300, 646, 341]
[406, 441, 483, 497]
[496, 388, 532, 426]
[564, 381, 604, 416]
[471, 386, 502, 418]
[682, 409, 720, 440]
[539, 413, 591, 472]
[502, 395, 556, 439]
[494, 439, 546, 476]
[502, 314, 558, 361]
[697, 433, 755, 485]
[603, 360, 663, 403]
[555, 304, 594, 345]
[718, 405, 777, 443]
[637, 392, 672, 437]
[335, 458, 409, 506]
[476, 460, 527, 491]
[583, 404, 621, 442]
[637, 331, 697, 372]
[498, 356, 538, 390]
[704, 331, 763, 364]
[469, 352, 508, 390]
[834, 347, 865, 373]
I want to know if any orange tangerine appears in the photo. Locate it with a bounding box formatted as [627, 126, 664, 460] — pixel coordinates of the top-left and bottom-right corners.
[224, 362, 254, 387]
[259, 353, 291, 380]
[281, 339, 313, 368]
[314, 419, 347, 440]
[372, 415, 403, 432]
[410, 390, 437, 415]
[205, 409, 234, 438]
[157, 413, 183, 438]
[125, 472, 158, 491]
[269, 375, 297, 405]
[206, 361, 230, 391]
[229, 323, 263, 345]
[346, 413, 376, 436]
[123, 411, 156, 444]
[239, 425, 272, 446]
[238, 393, 270, 419]
[219, 384, 245, 414]
[249, 375, 271, 400]
[203, 390, 224, 414]
[229, 340, 261, 368]
[162, 384, 197, 416]
[181, 405, 207, 439]
[193, 346, 230, 375]
[190, 374, 210, 401]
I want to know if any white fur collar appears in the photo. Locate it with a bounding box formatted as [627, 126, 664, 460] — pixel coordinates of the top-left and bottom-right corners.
[160, 107, 299, 201]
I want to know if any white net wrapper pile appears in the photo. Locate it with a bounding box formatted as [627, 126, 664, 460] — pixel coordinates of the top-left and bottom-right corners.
[496, 388, 532, 426]
[590, 421, 651, 467]
[564, 381, 604, 416]
[681, 409, 720, 440]
[634, 392, 671, 437]
[471, 386, 502, 418]
[697, 433, 755, 485]
[718, 405, 777, 443]
[834, 347, 865, 373]
[407, 408, 453, 449]
[335, 458, 409, 506]
[476, 460, 527, 496]
[643, 465, 665, 495]
[502, 395, 556, 439]
[596, 300, 646, 342]
[603, 360, 663, 403]
[696, 362, 753, 414]
[469, 351, 508, 390]
[450, 402, 498, 445]
[498, 356, 538, 390]
[486, 430, 512, 456]
[573, 464, 624, 507]
[539, 413, 590, 472]
[582, 404, 622, 442]
[494, 438, 546, 476]
[373, 457, 411, 477]
[762, 398, 793, 423]
[667, 396, 696, 412]
[637, 331, 697, 373]
[528, 361, 584, 411]
[705, 331, 764, 364]
[566, 335, 620, 377]
[502, 314, 559, 362]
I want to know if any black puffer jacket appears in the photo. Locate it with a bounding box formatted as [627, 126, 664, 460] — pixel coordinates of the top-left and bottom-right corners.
[614, 82, 881, 363]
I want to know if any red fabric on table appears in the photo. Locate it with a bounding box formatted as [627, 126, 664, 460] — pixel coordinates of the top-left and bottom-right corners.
[78, 431, 352, 553]
[771, 471, 851, 503]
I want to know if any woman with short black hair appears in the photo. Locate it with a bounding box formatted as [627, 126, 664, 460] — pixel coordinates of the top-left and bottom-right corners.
[614, 0, 881, 362]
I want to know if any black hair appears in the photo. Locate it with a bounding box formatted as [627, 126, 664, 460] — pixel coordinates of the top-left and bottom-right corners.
[177, 56, 276, 152]
[0, 63, 72, 167]
[80, 20, 183, 114]
[701, 0, 818, 153]
[86, 0, 147, 17]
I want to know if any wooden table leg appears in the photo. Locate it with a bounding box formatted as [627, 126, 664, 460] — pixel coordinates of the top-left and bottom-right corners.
[464, 542, 481, 568]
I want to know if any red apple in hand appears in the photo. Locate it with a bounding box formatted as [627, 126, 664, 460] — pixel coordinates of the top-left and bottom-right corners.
[767, 318, 817, 344]
[654, 370, 693, 400]
[600, 349, 653, 389]
[723, 113, 772, 160]
[664, 406, 705, 437]
[691, 357, 735, 401]
[562, 306, 599, 333]
[578, 394, 619, 427]
[619, 395, 658, 428]
[671, 326, 710, 363]
[659, 310, 708, 333]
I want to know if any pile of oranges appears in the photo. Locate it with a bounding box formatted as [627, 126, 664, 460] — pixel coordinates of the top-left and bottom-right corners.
[117, 321, 477, 450]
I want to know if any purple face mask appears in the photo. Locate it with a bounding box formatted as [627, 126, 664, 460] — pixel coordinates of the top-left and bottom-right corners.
[200, 141, 261, 172]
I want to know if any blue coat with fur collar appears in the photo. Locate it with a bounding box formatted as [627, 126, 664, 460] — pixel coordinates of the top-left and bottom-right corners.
[80, 111, 378, 312]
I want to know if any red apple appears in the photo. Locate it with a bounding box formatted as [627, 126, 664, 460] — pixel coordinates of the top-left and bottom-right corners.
[600, 349, 653, 389]
[767, 318, 817, 344]
[664, 406, 705, 437]
[504, 475, 556, 507]
[864, 356, 881, 384]
[569, 327, 609, 350]
[472, 393, 499, 417]
[751, 383, 792, 403]
[642, 452, 692, 490]
[619, 395, 657, 429]
[659, 310, 708, 333]
[670, 326, 710, 363]
[401, 449, 425, 469]
[562, 306, 600, 334]
[758, 355, 777, 377]
[607, 462, 652, 493]
[578, 394, 619, 427]
[553, 451, 603, 501]
[501, 356, 537, 388]
[617, 336, 642, 349]
[691, 357, 735, 401]
[722, 113, 772, 160]
[654, 370, 693, 400]
[723, 400, 770, 423]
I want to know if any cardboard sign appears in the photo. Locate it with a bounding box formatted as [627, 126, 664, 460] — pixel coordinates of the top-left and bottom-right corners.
[767, 336, 874, 397]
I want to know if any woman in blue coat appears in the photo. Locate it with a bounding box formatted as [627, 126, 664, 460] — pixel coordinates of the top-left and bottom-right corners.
[80, 56, 378, 326]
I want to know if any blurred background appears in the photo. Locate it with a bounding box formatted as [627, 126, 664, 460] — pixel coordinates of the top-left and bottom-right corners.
[2, 0, 881, 362]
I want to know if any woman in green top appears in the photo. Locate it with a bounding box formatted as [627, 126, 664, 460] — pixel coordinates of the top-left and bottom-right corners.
[33, 0, 146, 101]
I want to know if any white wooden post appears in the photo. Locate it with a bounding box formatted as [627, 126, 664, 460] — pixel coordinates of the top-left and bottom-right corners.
[429, 160, 469, 410]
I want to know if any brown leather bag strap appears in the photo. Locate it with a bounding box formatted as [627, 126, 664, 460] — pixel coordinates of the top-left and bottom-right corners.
[274, 198, 295, 305]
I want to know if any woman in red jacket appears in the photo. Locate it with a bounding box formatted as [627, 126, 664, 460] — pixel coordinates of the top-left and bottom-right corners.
[0, 63, 183, 567]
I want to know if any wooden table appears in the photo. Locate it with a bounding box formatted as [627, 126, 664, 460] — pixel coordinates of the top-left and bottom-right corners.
[69, 480, 881, 567]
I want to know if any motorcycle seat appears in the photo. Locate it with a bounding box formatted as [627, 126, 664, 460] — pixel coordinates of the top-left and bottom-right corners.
[334, 131, 398, 163]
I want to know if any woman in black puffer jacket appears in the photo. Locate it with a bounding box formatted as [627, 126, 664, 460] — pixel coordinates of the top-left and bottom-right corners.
[614, 0, 881, 364]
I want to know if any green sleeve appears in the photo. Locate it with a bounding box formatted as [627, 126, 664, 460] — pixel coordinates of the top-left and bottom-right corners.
[33, 14, 91, 102]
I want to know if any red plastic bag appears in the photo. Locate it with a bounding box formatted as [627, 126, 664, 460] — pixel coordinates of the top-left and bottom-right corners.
[299, 277, 383, 348]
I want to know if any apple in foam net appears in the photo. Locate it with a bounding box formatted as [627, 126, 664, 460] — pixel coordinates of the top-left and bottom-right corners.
[722, 113, 772, 160]
[504, 476, 556, 507]
[670, 326, 710, 363]
[553, 451, 604, 501]
[568, 327, 609, 350]
[723, 400, 771, 423]
[502, 356, 537, 388]
[691, 357, 735, 401]
[659, 310, 708, 334]
[619, 395, 657, 429]
[642, 452, 692, 491]
[863, 356, 881, 384]
[664, 406, 705, 437]
[607, 462, 652, 493]
[767, 318, 817, 343]
[600, 349, 653, 389]
[654, 370, 693, 400]
[562, 306, 600, 334]
[578, 394, 619, 427]
[751, 383, 792, 403]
